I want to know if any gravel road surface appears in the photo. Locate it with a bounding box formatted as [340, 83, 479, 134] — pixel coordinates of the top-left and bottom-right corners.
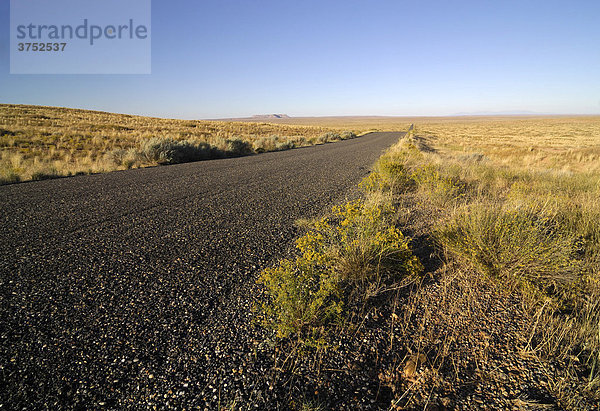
[0, 132, 402, 409]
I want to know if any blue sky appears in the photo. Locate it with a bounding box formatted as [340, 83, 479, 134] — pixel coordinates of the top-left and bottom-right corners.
[1, 0, 599, 119]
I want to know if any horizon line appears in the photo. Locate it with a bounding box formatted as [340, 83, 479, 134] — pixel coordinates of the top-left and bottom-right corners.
[1, 102, 599, 122]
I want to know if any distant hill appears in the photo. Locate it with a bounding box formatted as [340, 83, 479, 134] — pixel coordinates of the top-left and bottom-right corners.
[217, 114, 291, 121]
[452, 110, 543, 116]
[251, 114, 291, 120]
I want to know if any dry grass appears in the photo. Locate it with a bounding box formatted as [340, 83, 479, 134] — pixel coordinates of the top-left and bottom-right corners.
[368, 123, 600, 407]
[417, 117, 600, 173]
[0, 104, 357, 184]
[269, 115, 600, 173]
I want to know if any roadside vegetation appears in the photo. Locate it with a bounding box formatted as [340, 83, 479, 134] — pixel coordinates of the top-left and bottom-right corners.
[258, 121, 600, 409]
[0, 104, 357, 184]
[259, 197, 423, 345]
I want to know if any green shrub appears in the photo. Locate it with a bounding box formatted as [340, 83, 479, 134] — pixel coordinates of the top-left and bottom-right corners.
[379, 157, 415, 191]
[412, 163, 465, 205]
[259, 253, 344, 341]
[326, 200, 422, 295]
[252, 136, 277, 153]
[359, 171, 388, 192]
[340, 131, 357, 140]
[139, 137, 216, 164]
[275, 141, 294, 151]
[259, 199, 422, 341]
[367, 137, 465, 203]
[107, 147, 143, 168]
[313, 132, 341, 144]
[224, 138, 252, 156]
[293, 136, 307, 147]
[253, 135, 295, 152]
[360, 151, 416, 193]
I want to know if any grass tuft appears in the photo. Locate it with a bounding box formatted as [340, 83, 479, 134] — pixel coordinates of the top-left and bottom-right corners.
[436, 202, 583, 298]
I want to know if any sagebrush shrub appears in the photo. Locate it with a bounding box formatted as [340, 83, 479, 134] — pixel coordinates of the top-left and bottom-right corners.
[137, 137, 216, 164]
[225, 138, 252, 156]
[275, 141, 294, 151]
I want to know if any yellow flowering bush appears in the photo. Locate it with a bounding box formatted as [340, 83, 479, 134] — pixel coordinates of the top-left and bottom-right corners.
[412, 163, 465, 205]
[258, 199, 422, 340]
[361, 152, 416, 193]
[360, 144, 463, 207]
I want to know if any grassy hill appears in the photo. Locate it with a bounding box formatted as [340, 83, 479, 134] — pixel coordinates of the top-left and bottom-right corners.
[0, 104, 358, 184]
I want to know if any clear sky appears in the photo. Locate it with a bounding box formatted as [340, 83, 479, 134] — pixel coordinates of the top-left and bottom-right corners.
[1, 0, 599, 119]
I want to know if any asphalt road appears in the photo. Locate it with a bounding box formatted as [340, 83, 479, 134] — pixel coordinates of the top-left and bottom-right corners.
[0, 132, 402, 408]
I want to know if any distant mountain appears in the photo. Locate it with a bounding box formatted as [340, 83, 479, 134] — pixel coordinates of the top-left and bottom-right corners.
[250, 114, 291, 120]
[215, 114, 292, 122]
[452, 110, 543, 116]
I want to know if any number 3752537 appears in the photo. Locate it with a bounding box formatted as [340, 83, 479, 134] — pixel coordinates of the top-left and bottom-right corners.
[18, 43, 67, 51]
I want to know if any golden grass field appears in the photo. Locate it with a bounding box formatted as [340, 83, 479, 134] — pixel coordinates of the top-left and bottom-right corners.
[269, 114, 600, 173]
[0, 104, 356, 183]
[2, 103, 597, 184]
